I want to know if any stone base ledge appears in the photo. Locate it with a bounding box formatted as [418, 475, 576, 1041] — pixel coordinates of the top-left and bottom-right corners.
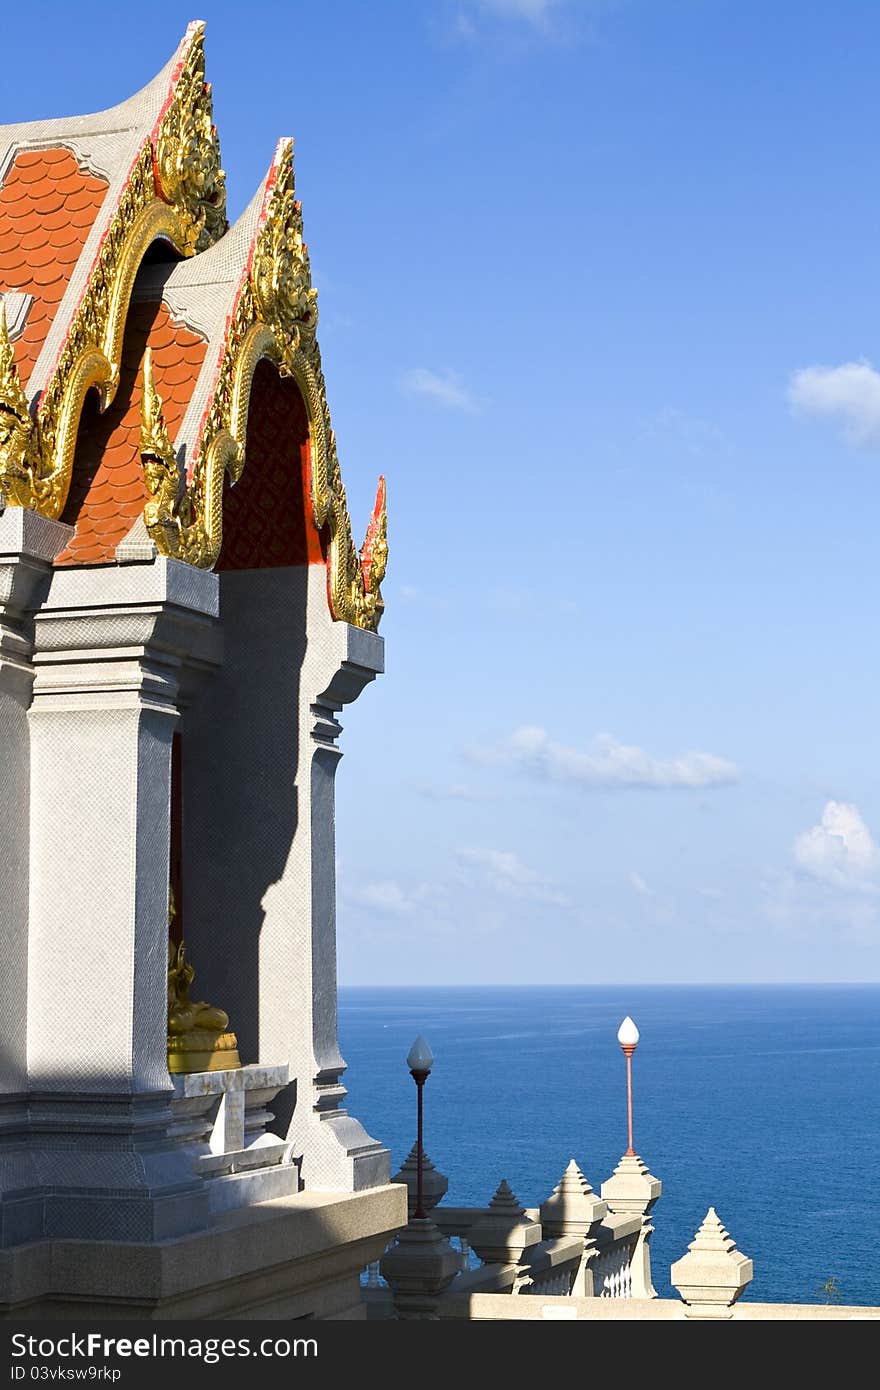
[446, 1293, 880, 1321]
[0, 1183, 407, 1321]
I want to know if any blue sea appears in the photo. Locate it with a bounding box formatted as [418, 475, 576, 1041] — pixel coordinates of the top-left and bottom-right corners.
[338, 985, 880, 1307]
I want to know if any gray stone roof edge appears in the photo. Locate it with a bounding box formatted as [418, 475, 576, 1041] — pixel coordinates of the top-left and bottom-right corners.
[0, 27, 187, 157]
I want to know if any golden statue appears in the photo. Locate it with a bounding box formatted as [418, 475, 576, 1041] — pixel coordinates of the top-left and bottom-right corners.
[167, 891, 240, 1073]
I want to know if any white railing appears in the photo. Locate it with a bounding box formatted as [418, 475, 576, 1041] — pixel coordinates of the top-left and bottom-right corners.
[522, 1269, 575, 1297]
[593, 1240, 636, 1298]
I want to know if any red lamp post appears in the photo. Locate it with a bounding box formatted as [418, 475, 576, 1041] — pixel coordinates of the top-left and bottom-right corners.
[617, 1016, 640, 1157]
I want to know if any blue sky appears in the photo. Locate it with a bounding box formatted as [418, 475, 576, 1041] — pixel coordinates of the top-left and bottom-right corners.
[13, 1, 880, 983]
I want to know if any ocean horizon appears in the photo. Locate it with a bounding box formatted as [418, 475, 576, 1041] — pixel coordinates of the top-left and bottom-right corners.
[338, 983, 880, 1307]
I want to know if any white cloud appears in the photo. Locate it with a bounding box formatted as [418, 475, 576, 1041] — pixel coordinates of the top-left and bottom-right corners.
[348, 880, 418, 916]
[764, 801, 880, 936]
[468, 726, 739, 790]
[788, 361, 880, 448]
[793, 800, 880, 891]
[457, 847, 569, 905]
[401, 367, 479, 413]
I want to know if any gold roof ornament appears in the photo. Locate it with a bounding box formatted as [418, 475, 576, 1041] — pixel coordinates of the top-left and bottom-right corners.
[156, 22, 228, 254]
[0, 23, 227, 520]
[0, 304, 50, 510]
[140, 139, 388, 631]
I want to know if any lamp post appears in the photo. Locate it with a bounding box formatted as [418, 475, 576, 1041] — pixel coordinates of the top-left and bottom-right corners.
[617, 1016, 639, 1157]
[406, 1035, 433, 1220]
[382, 1034, 459, 1318]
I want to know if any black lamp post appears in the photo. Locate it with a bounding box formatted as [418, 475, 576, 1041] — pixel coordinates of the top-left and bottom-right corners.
[406, 1035, 433, 1220]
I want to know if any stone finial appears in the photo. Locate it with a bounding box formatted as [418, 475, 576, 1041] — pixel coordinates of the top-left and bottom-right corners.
[600, 1151, 662, 1218]
[670, 1208, 753, 1318]
[379, 1217, 461, 1320]
[392, 1144, 449, 1217]
[488, 1179, 523, 1215]
[540, 1159, 607, 1239]
[469, 1180, 542, 1266]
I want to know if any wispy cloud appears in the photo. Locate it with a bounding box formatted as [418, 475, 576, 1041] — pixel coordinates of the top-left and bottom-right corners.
[628, 871, 652, 897]
[467, 726, 739, 790]
[788, 360, 880, 448]
[347, 879, 421, 916]
[457, 847, 569, 904]
[413, 781, 489, 801]
[401, 367, 479, 413]
[642, 405, 732, 458]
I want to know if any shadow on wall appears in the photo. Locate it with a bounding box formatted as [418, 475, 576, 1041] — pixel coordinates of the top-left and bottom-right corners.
[180, 363, 315, 1135]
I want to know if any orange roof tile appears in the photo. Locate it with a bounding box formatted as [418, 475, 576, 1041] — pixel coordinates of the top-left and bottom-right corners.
[0, 148, 108, 384]
[57, 300, 207, 564]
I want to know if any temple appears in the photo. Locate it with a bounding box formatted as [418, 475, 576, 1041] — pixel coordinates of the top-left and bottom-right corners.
[0, 22, 403, 1317]
[1, 23, 876, 1327]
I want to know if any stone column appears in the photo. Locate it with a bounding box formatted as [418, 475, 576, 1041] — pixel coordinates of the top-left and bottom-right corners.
[601, 1151, 662, 1298]
[282, 592, 390, 1190]
[380, 1218, 461, 1319]
[0, 510, 71, 1247]
[0, 510, 71, 1097]
[24, 557, 221, 1242]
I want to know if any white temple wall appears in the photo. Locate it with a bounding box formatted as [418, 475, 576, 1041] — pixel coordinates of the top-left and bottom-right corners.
[182, 563, 389, 1191]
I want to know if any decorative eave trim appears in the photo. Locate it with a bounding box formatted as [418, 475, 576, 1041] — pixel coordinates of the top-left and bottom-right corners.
[139, 139, 387, 632]
[0, 22, 227, 520]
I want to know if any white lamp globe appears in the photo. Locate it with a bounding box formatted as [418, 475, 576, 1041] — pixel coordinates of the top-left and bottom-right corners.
[407, 1035, 434, 1071]
[617, 1016, 640, 1047]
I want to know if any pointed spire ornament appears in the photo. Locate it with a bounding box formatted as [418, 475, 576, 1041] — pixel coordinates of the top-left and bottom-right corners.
[487, 1178, 524, 1215]
[600, 1149, 662, 1217]
[469, 1178, 541, 1266]
[540, 1158, 607, 1239]
[392, 1142, 448, 1217]
[687, 1207, 738, 1254]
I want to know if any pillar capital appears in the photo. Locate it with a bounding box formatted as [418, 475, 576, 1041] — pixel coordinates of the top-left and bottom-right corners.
[671, 1207, 753, 1318]
[600, 1150, 662, 1218]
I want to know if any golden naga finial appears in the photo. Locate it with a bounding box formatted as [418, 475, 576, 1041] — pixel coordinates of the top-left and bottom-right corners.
[251, 139, 318, 371]
[0, 304, 51, 510]
[139, 135, 388, 630]
[167, 888, 240, 1074]
[140, 347, 177, 466]
[156, 22, 228, 254]
[140, 348, 186, 553]
[356, 476, 388, 629]
[140, 349, 215, 565]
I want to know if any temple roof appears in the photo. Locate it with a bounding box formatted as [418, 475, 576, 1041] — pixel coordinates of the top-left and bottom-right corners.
[0, 22, 385, 631]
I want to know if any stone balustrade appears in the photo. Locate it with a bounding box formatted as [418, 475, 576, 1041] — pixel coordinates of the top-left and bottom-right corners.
[374, 1149, 659, 1319]
[367, 1148, 880, 1320]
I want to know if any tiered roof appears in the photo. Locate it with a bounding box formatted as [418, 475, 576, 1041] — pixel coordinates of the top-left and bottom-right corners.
[0, 22, 385, 630]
